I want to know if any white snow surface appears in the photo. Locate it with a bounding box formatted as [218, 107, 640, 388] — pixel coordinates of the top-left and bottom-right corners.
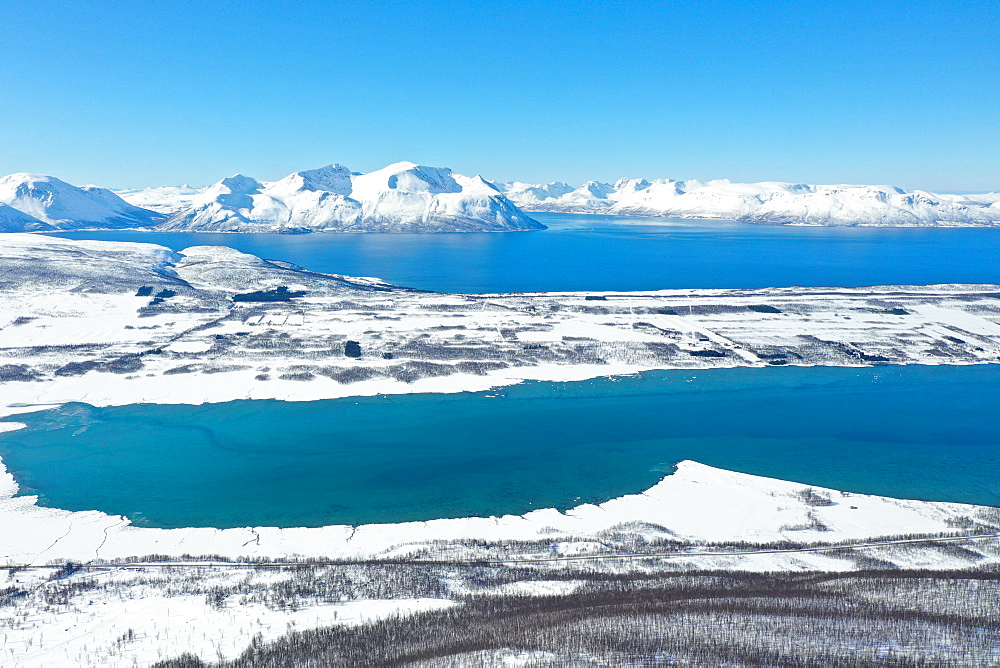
[2, 586, 454, 667]
[0, 173, 163, 230]
[2, 454, 998, 667]
[496, 177, 1000, 226]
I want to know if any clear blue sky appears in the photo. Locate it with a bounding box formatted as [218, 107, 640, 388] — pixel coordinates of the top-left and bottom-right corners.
[1, 0, 997, 191]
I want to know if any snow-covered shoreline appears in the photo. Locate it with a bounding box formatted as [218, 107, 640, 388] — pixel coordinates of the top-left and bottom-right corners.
[2, 456, 997, 569]
[6, 455, 995, 668]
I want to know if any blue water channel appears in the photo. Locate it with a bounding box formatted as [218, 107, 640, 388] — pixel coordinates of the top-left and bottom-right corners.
[51, 212, 1000, 293]
[2, 365, 998, 528]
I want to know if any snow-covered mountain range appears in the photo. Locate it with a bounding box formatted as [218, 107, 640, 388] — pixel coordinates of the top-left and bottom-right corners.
[497, 178, 1000, 226]
[151, 162, 543, 233]
[3, 165, 999, 231]
[0, 163, 543, 234]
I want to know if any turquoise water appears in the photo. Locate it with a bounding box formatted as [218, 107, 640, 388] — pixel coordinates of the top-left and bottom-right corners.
[51, 213, 1000, 293]
[2, 364, 998, 528]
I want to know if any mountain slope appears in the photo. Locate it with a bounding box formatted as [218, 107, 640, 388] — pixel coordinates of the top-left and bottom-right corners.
[497, 177, 1000, 226]
[0, 173, 164, 229]
[113, 185, 205, 215]
[0, 203, 52, 233]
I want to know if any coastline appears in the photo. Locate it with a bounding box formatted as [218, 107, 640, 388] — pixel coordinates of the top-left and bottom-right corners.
[1, 235, 998, 567]
[2, 456, 997, 570]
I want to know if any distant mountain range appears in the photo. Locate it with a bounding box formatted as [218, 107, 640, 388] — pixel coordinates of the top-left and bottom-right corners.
[2, 165, 998, 233]
[0, 163, 543, 234]
[497, 179, 1000, 226]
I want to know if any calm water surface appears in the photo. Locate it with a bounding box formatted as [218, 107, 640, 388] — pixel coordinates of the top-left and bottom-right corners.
[2, 365, 998, 528]
[51, 212, 1000, 293]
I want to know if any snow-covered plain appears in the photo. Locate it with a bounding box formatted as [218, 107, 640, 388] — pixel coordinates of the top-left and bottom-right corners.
[498, 177, 1000, 226]
[2, 235, 1000, 666]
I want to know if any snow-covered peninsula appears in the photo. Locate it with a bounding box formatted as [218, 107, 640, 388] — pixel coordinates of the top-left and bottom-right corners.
[498, 178, 1000, 227]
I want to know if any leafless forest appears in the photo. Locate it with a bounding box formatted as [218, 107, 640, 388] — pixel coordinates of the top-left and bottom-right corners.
[151, 567, 1000, 667]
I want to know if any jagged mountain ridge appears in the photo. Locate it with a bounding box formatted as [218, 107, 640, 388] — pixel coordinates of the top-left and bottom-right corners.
[154, 162, 543, 233]
[497, 178, 1000, 226]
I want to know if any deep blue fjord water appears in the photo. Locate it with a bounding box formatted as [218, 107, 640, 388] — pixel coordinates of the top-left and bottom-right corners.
[2, 365, 998, 528]
[51, 212, 1000, 293]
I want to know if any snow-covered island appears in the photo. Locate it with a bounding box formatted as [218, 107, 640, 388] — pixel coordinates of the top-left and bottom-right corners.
[2, 235, 999, 666]
[497, 178, 1000, 227]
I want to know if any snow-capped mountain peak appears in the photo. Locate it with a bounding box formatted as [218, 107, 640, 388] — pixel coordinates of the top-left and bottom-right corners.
[204, 174, 264, 198]
[350, 162, 463, 200]
[267, 164, 354, 197]
[0, 172, 163, 230]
